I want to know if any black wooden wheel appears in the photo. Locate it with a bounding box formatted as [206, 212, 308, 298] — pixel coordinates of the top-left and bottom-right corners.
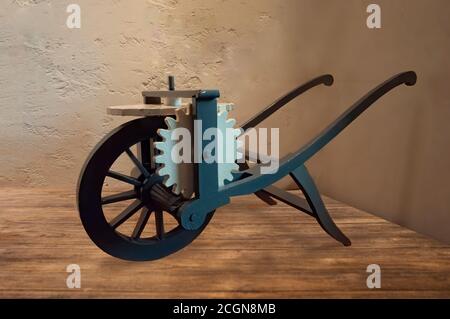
[77, 117, 213, 261]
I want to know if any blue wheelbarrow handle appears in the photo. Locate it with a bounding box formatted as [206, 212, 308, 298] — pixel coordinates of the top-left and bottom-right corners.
[178, 71, 417, 240]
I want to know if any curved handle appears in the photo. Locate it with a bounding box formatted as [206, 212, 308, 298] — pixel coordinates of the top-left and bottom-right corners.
[299, 71, 417, 162]
[241, 74, 334, 130]
[224, 71, 417, 197]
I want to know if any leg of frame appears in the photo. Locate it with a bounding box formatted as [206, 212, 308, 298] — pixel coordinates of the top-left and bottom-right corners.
[254, 190, 277, 205]
[290, 165, 351, 246]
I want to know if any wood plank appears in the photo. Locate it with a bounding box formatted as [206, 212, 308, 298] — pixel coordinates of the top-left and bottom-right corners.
[0, 187, 449, 298]
[107, 103, 234, 117]
[107, 104, 184, 116]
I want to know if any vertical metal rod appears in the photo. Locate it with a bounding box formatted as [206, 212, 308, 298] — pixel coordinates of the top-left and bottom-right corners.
[168, 75, 175, 90]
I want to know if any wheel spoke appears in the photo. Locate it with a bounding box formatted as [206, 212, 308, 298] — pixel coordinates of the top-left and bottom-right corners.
[155, 210, 165, 240]
[131, 208, 152, 239]
[107, 170, 141, 186]
[110, 200, 144, 229]
[126, 148, 150, 178]
[101, 190, 136, 205]
[138, 139, 152, 173]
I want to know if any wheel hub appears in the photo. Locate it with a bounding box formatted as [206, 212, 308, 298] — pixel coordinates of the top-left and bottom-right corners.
[134, 174, 184, 214]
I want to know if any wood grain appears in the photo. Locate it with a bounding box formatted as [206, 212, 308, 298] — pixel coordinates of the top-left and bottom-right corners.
[107, 104, 185, 116]
[0, 187, 449, 298]
[107, 103, 234, 117]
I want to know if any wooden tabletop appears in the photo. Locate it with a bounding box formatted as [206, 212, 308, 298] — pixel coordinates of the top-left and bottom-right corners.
[0, 187, 449, 298]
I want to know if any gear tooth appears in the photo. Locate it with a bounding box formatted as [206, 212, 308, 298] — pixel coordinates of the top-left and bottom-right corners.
[158, 129, 171, 141]
[224, 172, 232, 180]
[173, 184, 181, 195]
[157, 167, 168, 177]
[161, 175, 170, 186]
[219, 176, 226, 184]
[157, 168, 170, 184]
[182, 191, 191, 199]
[164, 176, 175, 187]
[176, 108, 188, 119]
[154, 142, 165, 151]
[233, 128, 242, 137]
[165, 117, 177, 129]
[226, 118, 236, 128]
[218, 111, 228, 120]
[155, 154, 165, 163]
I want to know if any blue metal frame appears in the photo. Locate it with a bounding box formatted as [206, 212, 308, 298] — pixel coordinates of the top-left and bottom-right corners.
[143, 71, 417, 246]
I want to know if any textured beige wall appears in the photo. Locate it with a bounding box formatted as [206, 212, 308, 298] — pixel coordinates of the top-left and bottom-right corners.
[1, 1, 449, 243]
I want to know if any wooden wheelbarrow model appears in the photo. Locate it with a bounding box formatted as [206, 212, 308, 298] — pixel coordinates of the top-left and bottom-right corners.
[77, 71, 417, 261]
